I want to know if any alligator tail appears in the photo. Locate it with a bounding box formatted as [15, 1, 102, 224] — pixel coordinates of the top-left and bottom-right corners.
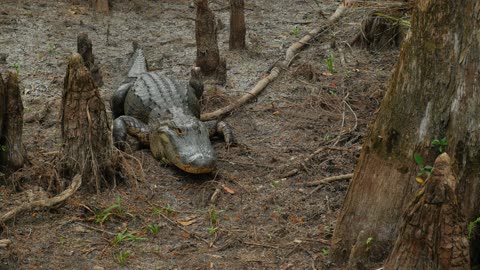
[127, 48, 148, 78]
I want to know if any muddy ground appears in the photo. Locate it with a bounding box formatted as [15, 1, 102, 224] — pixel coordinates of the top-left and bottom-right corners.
[0, 0, 401, 269]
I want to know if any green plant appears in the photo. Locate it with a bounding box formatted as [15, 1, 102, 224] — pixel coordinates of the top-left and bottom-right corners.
[325, 54, 334, 73]
[94, 196, 133, 224]
[208, 206, 220, 225]
[414, 153, 432, 179]
[270, 179, 280, 189]
[321, 248, 329, 256]
[207, 226, 218, 235]
[0, 145, 7, 152]
[115, 251, 131, 266]
[12, 63, 20, 74]
[366, 237, 373, 251]
[113, 228, 146, 245]
[48, 43, 55, 55]
[431, 137, 448, 153]
[148, 224, 160, 235]
[468, 217, 480, 239]
[292, 25, 300, 38]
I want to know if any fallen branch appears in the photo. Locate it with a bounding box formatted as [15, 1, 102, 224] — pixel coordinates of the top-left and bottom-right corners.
[305, 173, 353, 187]
[0, 174, 81, 224]
[200, 3, 347, 121]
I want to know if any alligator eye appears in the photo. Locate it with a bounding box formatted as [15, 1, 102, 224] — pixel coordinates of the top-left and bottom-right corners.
[175, 128, 183, 136]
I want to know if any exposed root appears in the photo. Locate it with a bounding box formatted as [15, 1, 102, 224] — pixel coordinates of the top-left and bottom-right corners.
[0, 174, 81, 224]
[305, 173, 354, 187]
[200, 3, 347, 121]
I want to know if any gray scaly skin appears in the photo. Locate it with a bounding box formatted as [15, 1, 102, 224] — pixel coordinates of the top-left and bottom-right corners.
[111, 49, 234, 174]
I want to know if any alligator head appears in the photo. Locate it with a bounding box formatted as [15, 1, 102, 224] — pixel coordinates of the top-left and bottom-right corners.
[148, 108, 216, 174]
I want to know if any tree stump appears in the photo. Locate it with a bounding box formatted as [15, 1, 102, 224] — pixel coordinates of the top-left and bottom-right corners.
[384, 153, 470, 270]
[195, 0, 227, 84]
[93, 0, 109, 13]
[229, 0, 246, 50]
[0, 71, 25, 171]
[61, 53, 113, 193]
[77, 33, 103, 87]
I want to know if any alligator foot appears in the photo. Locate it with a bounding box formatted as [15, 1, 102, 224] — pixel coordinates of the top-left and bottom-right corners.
[113, 115, 150, 151]
[205, 120, 236, 146]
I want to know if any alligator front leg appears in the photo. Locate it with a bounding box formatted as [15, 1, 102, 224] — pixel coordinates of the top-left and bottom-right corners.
[113, 115, 150, 150]
[205, 120, 236, 146]
[111, 82, 133, 119]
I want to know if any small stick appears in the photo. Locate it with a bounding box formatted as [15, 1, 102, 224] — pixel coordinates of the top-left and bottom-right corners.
[306, 173, 353, 187]
[74, 222, 116, 236]
[0, 239, 12, 248]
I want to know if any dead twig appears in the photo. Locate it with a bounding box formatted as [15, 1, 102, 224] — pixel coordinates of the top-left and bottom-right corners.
[0, 174, 82, 224]
[306, 173, 353, 187]
[74, 222, 116, 236]
[0, 239, 12, 248]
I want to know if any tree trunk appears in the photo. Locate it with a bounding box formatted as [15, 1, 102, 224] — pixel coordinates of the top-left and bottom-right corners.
[93, 0, 109, 13]
[77, 33, 103, 87]
[384, 153, 470, 270]
[332, 0, 480, 265]
[229, 0, 246, 50]
[195, 0, 226, 84]
[0, 71, 25, 171]
[0, 73, 5, 144]
[61, 53, 113, 193]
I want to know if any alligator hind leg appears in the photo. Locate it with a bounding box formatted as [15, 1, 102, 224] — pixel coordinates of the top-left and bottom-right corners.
[111, 82, 133, 119]
[113, 116, 150, 150]
[205, 120, 236, 146]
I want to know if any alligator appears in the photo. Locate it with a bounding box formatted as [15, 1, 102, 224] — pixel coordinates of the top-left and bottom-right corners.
[111, 49, 234, 174]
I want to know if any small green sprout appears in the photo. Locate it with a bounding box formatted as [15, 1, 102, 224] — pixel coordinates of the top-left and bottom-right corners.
[431, 137, 448, 153]
[115, 251, 131, 266]
[113, 228, 146, 245]
[148, 224, 160, 235]
[292, 25, 300, 38]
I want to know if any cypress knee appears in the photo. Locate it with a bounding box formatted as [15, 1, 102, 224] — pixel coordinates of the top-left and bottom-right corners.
[0, 71, 25, 171]
[61, 53, 112, 192]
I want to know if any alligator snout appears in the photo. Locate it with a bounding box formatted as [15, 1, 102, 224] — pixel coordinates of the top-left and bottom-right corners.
[180, 153, 216, 174]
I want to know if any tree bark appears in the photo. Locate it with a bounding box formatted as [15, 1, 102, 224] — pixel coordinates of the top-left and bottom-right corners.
[77, 33, 103, 87]
[332, 0, 480, 265]
[384, 153, 470, 270]
[61, 53, 113, 193]
[195, 0, 226, 84]
[0, 71, 25, 171]
[229, 0, 246, 50]
[0, 73, 5, 144]
[93, 0, 109, 13]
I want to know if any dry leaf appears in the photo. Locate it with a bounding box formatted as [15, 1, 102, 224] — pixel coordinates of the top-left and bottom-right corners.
[178, 220, 196, 226]
[415, 177, 424, 184]
[322, 72, 333, 76]
[222, 185, 235, 194]
[180, 232, 190, 238]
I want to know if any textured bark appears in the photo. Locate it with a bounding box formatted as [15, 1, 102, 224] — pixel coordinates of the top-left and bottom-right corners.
[195, 0, 226, 83]
[350, 13, 406, 50]
[332, 0, 480, 264]
[77, 33, 103, 87]
[0, 74, 5, 142]
[229, 0, 246, 50]
[0, 71, 25, 171]
[61, 53, 112, 193]
[384, 154, 470, 270]
[93, 0, 109, 13]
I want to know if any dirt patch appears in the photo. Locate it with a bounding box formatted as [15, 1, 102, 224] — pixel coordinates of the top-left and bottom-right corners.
[0, 0, 400, 269]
